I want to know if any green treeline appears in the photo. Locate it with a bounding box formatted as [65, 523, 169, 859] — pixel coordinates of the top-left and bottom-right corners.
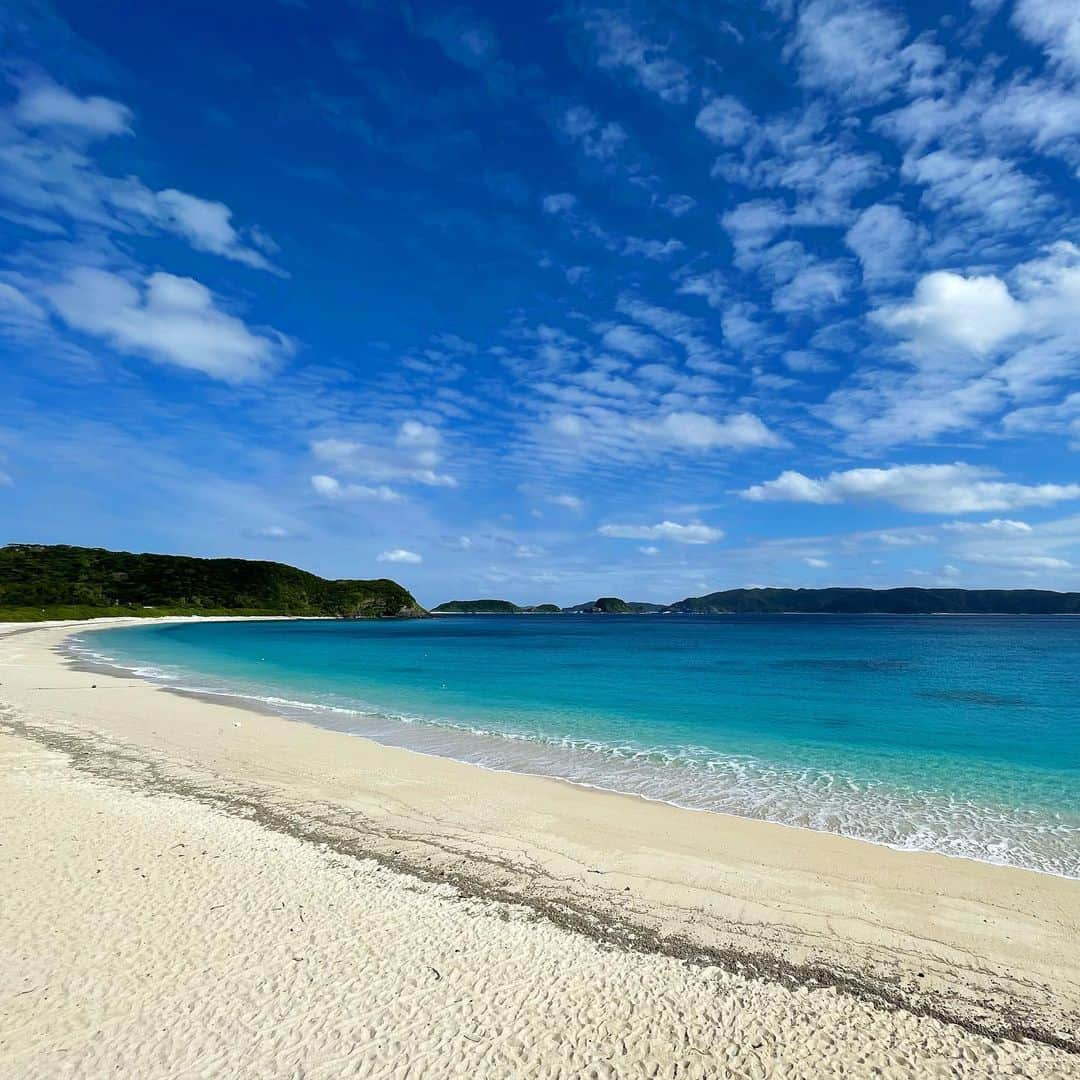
[0, 544, 425, 621]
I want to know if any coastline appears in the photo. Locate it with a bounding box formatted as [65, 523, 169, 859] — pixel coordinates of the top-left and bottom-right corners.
[2, 618, 1078, 1075]
[64, 615, 1080, 880]
[56, 635, 1080, 884]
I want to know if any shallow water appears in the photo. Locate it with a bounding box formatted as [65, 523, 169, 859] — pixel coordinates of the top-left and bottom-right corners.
[75, 615, 1080, 876]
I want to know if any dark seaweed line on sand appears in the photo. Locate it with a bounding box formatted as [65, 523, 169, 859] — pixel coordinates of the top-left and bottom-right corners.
[0, 710, 1075, 1057]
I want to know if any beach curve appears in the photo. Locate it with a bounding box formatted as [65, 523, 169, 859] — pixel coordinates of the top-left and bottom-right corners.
[1, 618, 1078, 1077]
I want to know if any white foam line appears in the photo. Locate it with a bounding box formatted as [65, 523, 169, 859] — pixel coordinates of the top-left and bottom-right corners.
[64, 633, 1080, 880]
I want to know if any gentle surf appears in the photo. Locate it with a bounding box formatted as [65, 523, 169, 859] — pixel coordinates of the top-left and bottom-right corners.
[75, 614, 1080, 878]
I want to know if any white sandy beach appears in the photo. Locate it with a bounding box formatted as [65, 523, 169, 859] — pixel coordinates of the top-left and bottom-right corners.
[1, 618, 1078, 1078]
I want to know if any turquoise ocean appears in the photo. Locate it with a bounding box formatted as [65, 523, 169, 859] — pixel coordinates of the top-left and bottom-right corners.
[73, 615, 1080, 877]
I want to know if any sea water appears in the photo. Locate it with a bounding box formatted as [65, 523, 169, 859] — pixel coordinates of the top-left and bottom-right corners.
[73, 615, 1080, 877]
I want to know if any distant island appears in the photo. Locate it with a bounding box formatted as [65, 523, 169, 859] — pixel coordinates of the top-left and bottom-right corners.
[6, 544, 1080, 623]
[563, 597, 666, 614]
[0, 544, 425, 621]
[432, 599, 563, 614]
[432, 599, 522, 614]
[435, 589, 1080, 616]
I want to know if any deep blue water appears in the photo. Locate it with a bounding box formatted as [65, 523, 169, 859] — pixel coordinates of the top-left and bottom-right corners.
[74, 615, 1080, 876]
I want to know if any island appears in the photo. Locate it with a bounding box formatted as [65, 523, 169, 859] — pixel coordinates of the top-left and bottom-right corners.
[562, 597, 666, 614]
[431, 599, 522, 614]
[9, 544, 1080, 623]
[432, 599, 566, 614]
[435, 588, 1080, 616]
[666, 586, 1080, 615]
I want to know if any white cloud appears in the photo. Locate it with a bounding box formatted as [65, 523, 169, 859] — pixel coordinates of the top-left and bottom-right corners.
[312, 421, 457, 488]
[695, 96, 755, 145]
[639, 545, 660, 555]
[872, 270, 1025, 354]
[901, 150, 1052, 235]
[742, 463, 1080, 514]
[873, 531, 936, 548]
[549, 493, 583, 510]
[560, 105, 627, 160]
[965, 552, 1071, 570]
[773, 262, 849, 314]
[788, 0, 909, 106]
[711, 105, 885, 225]
[804, 556, 829, 568]
[820, 371, 1005, 450]
[549, 414, 586, 440]
[1004, 392, 1080, 446]
[248, 524, 301, 540]
[1012, 241, 1080, 337]
[661, 194, 696, 217]
[637, 365, 720, 394]
[310, 475, 403, 502]
[622, 236, 684, 260]
[874, 55, 1080, 180]
[13, 79, 132, 138]
[2, 83, 282, 273]
[677, 270, 726, 309]
[943, 518, 1032, 534]
[844, 204, 920, 286]
[44, 268, 291, 382]
[377, 549, 422, 564]
[722, 200, 788, 264]
[782, 349, 833, 373]
[571, 367, 641, 399]
[616, 295, 733, 373]
[599, 521, 724, 544]
[824, 242, 1080, 449]
[1012, 0, 1080, 76]
[542, 192, 577, 214]
[750, 240, 813, 287]
[537, 401, 785, 473]
[396, 420, 441, 448]
[638, 411, 786, 450]
[937, 513, 1080, 580]
[0, 281, 46, 324]
[601, 323, 665, 359]
[583, 10, 691, 103]
[156, 189, 280, 273]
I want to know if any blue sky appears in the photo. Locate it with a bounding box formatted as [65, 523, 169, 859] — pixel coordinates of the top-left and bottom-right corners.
[1, 0, 1079, 606]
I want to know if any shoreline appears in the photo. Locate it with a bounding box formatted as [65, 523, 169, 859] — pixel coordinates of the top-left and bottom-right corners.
[66, 654, 1080, 885]
[2, 617, 1079, 1072]
[65, 618, 1080, 882]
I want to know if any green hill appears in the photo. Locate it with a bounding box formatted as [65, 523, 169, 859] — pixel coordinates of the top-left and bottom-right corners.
[667, 587, 1080, 615]
[0, 543, 426, 621]
[525, 588, 1080, 616]
[432, 599, 521, 614]
[563, 597, 666, 613]
[525, 604, 562, 613]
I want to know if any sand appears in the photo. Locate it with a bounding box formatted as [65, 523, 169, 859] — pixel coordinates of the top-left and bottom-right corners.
[1, 619, 1078, 1078]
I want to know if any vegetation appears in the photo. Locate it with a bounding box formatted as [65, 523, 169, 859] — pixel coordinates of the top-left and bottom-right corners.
[667, 587, 1080, 615]
[432, 600, 564, 614]
[563, 597, 666, 614]
[437, 588, 1080, 616]
[0, 544, 426, 621]
[431, 599, 521, 613]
